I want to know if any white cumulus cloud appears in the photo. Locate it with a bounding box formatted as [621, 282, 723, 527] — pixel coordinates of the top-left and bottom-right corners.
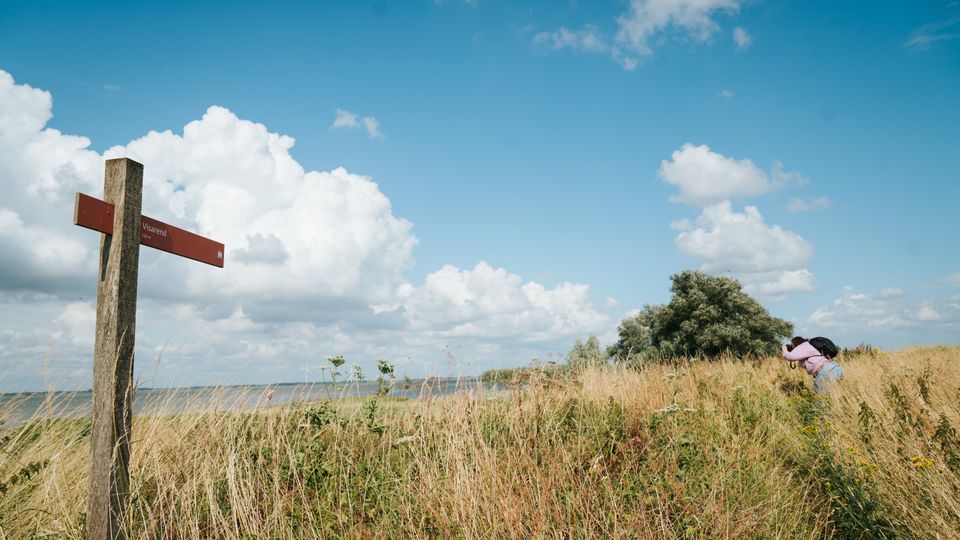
[675, 201, 814, 295]
[660, 143, 815, 296]
[810, 287, 893, 328]
[103, 106, 414, 307]
[400, 262, 608, 342]
[740, 269, 814, 297]
[0, 69, 607, 391]
[806, 286, 959, 344]
[0, 209, 93, 292]
[52, 302, 96, 347]
[659, 143, 797, 207]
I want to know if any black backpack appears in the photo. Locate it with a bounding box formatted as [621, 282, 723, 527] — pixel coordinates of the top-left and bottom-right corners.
[809, 336, 840, 359]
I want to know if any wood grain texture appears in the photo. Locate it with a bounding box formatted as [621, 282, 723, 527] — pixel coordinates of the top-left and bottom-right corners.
[86, 158, 142, 540]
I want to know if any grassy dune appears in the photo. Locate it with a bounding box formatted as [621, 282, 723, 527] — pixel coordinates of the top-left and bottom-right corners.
[2, 347, 959, 538]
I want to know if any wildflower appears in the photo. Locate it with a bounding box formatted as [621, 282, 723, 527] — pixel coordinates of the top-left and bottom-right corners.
[655, 403, 681, 414]
[392, 435, 416, 447]
[910, 456, 934, 470]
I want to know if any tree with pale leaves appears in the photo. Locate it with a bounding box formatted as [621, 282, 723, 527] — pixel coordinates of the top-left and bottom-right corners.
[566, 335, 606, 370]
[608, 270, 792, 363]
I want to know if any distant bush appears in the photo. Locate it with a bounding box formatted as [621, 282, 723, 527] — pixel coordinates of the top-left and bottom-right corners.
[480, 362, 561, 385]
[608, 270, 792, 363]
[842, 343, 879, 360]
[566, 336, 607, 371]
[484, 335, 608, 384]
[479, 368, 524, 383]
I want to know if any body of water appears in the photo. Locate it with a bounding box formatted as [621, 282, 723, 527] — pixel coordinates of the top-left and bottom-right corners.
[0, 378, 503, 427]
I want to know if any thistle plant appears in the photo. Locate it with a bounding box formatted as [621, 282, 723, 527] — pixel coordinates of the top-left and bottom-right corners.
[376, 359, 395, 396]
[352, 364, 365, 382]
[326, 355, 345, 384]
[320, 355, 347, 399]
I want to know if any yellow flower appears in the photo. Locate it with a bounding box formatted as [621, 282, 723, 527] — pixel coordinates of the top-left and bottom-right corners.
[910, 456, 934, 470]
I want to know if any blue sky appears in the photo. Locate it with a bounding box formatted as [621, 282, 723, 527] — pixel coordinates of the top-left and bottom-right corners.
[1, 0, 958, 391]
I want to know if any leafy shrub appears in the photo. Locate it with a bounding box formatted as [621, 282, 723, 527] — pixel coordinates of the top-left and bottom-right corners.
[566, 336, 607, 371]
[843, 343, 879, 360]
[608, 270, 792, 363]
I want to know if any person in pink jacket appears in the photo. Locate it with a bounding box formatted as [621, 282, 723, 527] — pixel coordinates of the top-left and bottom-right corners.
[782, 336, 844, 393]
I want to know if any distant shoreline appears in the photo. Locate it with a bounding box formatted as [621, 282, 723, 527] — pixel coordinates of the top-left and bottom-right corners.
[0, 375, 482, 398]
[0, 377, 503, 428]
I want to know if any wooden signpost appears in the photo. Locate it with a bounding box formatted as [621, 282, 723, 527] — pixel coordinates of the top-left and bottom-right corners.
[73, 158, 224, 540]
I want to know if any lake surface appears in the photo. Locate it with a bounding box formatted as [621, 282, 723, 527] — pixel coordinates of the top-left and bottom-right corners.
[0, 378, 503, 427]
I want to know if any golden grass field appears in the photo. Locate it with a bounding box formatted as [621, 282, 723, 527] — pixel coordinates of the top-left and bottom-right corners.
[2, 346, 959, 539]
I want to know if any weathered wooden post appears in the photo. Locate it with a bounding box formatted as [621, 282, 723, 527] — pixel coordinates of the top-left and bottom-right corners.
[74, 158, 224, 539]
[86, 158, 142, 540]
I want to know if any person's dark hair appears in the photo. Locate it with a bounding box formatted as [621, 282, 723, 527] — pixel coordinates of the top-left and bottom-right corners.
[790, 336, 807, 349]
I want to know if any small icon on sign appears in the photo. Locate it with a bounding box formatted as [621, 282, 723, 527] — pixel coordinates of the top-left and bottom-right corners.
[217, 251, 223, 259]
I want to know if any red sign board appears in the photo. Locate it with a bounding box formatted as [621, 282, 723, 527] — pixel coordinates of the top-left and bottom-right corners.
[74, 192, 225, 268]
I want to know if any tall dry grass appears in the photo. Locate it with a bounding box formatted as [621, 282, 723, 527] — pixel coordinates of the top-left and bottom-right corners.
[1, 347, 959, 538]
